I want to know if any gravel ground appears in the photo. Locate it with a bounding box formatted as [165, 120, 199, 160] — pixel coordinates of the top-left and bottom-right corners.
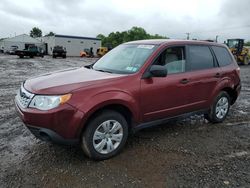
[0, 54, 250, 188]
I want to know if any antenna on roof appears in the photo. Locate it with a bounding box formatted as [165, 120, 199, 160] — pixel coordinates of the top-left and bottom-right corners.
[185, 33, 191, 40]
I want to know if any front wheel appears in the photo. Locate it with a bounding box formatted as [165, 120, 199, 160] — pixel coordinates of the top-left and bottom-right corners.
[205, 91, 230, 123]
[81, 110, 128, 160]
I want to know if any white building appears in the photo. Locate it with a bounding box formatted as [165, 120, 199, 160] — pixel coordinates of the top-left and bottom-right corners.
[0, 34, 44, 52]
[40, 34, 101, 56]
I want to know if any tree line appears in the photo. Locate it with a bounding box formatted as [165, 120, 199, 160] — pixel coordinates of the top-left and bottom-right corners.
[97, 27, 168, 48]
[245, 41, 250, 46]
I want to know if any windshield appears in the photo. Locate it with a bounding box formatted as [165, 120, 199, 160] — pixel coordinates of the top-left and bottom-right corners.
[228, 40, 239, 48]
[54, 46, 63, 50]
[93, 44, 157, 74]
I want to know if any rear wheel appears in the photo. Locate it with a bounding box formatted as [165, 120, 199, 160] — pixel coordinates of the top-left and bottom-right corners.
[205, 91, 230, 123]
[81, 110, 128, 160]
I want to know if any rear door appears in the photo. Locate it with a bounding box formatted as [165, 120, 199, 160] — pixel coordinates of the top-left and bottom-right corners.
[184, 45, 221, 110]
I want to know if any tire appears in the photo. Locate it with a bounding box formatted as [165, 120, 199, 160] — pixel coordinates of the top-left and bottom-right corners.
[63, 56, 66, 58]
[53, 55, 56, 58]
[30, 56, 33, 58]
[244, 56, 249, 65]
[19, 55, 23, 58]
[81, 110, 128, 160]
[205, 91, 231, 123]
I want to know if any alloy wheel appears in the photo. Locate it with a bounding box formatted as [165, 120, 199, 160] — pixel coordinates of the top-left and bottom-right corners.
[215, 97, 229, 119]
[93, 120, 123, 154]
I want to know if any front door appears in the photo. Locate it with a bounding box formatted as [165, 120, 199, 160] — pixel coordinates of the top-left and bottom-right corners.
[140, 46, 192, 122]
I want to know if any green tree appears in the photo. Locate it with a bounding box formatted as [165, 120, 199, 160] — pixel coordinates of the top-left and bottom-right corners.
[44, 31, 55, 37]
[97, 34, 105, 40]
[30, 27, 42, 38]
[127, 27, 149, 41]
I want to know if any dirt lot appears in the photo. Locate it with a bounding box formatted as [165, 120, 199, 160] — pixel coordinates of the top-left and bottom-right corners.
[0, 54, 250, 188]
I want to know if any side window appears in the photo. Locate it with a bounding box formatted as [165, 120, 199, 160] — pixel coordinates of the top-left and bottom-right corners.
[188, 45, 214, 71]
[212, 46, 232, 66]
[154, 47, 186, 74]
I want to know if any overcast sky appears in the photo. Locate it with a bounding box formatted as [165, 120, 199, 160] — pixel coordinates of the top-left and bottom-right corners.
[0, 0, 249, 42]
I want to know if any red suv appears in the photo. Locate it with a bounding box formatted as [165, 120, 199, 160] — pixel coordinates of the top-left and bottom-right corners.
[15, 40, 241, 160]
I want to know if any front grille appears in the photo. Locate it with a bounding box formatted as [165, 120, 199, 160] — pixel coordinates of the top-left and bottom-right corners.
[16, 84, 34, 108]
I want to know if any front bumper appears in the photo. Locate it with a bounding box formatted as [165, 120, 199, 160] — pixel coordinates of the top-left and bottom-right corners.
[53, 53, 66, 56]
[26, 125, 78, 145]
[15, 98, 84, 145]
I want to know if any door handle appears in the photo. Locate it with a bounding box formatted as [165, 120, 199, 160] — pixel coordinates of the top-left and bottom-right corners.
[214, 73, 221, 78]
[180, 78, 189, 84]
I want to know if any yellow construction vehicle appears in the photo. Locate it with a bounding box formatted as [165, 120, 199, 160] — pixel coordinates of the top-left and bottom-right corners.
[97, 47, 109, 57]
[227, 39, 250, 65]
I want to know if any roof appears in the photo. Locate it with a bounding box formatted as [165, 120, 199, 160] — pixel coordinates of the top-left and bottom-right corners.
[55, 34, 101, 41]
[125, 39, 226, 47]
[3, 34, 42, 43]
[227, 38, 245, 40]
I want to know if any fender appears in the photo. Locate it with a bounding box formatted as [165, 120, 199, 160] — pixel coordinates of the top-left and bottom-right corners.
[75, 90, 140, 129]
[208, 77, 234, 105]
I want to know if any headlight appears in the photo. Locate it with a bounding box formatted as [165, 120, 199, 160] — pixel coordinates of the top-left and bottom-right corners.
[29, 94, 72, 110]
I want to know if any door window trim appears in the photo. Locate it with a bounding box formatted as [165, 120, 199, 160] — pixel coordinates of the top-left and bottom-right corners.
[208, 46, 220, 67]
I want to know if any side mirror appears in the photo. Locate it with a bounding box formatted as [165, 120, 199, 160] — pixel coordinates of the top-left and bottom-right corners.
[149, 65, 167, 77]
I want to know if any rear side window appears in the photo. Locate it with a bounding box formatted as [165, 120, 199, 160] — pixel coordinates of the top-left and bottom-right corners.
[212, 46, 232, 66]
[188, 45, 214, 71]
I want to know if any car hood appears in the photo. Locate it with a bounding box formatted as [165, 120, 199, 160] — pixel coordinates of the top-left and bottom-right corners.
[24, 67, 125, 94]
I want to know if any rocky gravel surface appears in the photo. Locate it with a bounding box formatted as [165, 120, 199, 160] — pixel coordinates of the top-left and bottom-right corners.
[0, 54, 250, 188]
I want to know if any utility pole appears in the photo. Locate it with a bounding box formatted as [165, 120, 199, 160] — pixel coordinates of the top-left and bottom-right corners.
[186, 33, 190, 40]
[215, 35, 219, 42]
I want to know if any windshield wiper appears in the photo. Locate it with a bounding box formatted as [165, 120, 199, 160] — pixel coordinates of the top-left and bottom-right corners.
[84, 63, 94, 69]
[94, 69, 113, 73]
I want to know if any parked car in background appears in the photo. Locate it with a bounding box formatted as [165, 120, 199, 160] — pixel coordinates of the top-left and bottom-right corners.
[15, 39, 241, 160]
[52, 46, 66, 58]
[15, 46, 44, 58]
[6, 45, 18, 55]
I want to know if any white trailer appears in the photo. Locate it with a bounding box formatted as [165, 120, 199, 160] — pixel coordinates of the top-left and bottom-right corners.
[1, 34, 44, 53]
